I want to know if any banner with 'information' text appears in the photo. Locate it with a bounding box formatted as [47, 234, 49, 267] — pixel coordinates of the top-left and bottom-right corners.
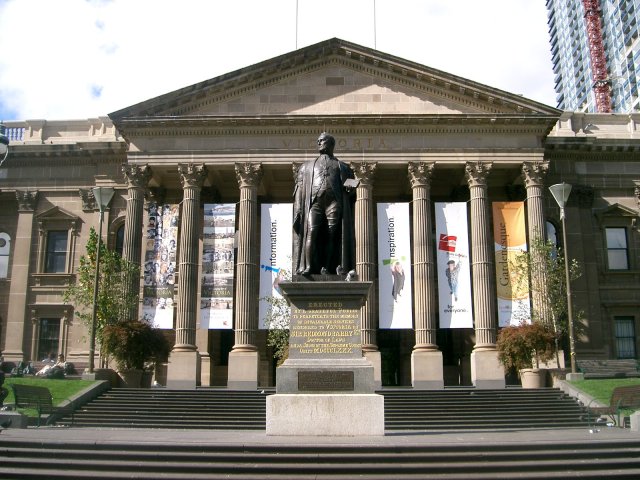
[259, 204, 293, 329]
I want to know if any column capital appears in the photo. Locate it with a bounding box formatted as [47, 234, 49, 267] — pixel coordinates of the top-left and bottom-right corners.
[350, 161, 377, 186]
[178, 164, 208, 189]
[633, 181, 640, 211]
[407, 162, 435, 188]
[122, 164, 152, 188]
[521, 161, 549, 188]
[15, 190, 38, 211]
[465, 161, 493, 188]
[235, 162, 263, 188]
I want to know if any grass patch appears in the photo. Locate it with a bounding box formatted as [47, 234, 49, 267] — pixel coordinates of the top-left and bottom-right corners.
[570, 378, 640, 406]
[3, 377, 97, 417]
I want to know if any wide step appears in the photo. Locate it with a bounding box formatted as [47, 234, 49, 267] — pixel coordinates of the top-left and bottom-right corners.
[61, 387, 592, 430]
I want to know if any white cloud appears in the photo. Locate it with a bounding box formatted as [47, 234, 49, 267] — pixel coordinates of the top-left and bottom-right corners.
[0, 0, 555, 120]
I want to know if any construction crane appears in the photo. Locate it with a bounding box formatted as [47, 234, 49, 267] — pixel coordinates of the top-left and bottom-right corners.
[582, 0, 612, 112]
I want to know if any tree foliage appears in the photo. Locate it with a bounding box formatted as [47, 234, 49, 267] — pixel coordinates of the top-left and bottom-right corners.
[510, 236, 583, 337]
[63, 227, 140, 344]
[100, 319, 171, 370]
[261, 269, 291, 367]
[497, 321, 558, 371]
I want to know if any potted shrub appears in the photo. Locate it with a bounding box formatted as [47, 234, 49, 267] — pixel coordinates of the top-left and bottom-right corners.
[100, 320, 171, 387]
[496, 322, 557, 388]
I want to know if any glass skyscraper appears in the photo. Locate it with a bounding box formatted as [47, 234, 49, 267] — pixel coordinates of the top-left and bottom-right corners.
[547, 0, 640, 112]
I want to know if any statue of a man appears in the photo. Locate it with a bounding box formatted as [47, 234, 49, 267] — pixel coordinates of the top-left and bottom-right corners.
[293, 132, 356, 276]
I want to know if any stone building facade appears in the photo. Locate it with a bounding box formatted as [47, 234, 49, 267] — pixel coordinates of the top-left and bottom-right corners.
[0, 39, 638, 388]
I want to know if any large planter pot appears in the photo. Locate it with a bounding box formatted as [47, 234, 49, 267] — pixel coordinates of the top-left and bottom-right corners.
[520, 368, 545, 388]
[118, 369, 143, 388]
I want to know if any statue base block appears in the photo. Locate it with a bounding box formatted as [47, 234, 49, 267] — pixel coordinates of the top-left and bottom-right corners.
[266, 394, 384, 436]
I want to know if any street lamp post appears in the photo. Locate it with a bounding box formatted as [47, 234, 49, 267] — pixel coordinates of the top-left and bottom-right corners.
[549, 183, 580, 377]
[88, 186, 115, 374]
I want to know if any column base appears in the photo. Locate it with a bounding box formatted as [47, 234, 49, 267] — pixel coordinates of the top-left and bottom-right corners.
[266, 394, 384, 436]
[227, 350, 259, 390]
[411, 350, 444, 389]
[471, 349, 505, 389]
[363, 350, 382, 390]
[166, 350, 200, 389]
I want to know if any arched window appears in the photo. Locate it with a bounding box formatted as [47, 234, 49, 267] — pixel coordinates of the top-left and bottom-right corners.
[115, 224, 125, 257]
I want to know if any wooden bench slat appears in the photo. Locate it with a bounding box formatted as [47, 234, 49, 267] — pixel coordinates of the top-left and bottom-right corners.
[10, 384, 74, 427]
[586, 385, 640, 428]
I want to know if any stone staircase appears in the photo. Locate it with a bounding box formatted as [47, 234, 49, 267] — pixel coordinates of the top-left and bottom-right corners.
[577, 359, 640, 379]
[383, 388, 590, 430]
[1, 436, 640, 478]
[64, 388, 268, 429]
[60, 387, 592, 431]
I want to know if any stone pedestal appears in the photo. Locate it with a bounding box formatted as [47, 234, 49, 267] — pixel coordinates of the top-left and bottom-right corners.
[0, 411, 28, 429]
[268, 279, 384, 436]
[267, 394, 384, 436]
[364, 350, 382, 390]
[411, 350, 445, 389]
[166, 350, 200, 389]
[471, 349, 505, 389]
[227, 350, 259, 390]
[565, 372, 585, 382]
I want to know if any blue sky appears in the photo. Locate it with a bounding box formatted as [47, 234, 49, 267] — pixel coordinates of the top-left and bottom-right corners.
[0, 0, 556, 121]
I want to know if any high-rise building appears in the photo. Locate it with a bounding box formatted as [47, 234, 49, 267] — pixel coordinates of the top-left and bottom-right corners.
[547, 0, 640, 112]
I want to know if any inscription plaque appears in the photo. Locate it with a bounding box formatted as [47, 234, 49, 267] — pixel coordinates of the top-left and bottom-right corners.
[298, 370, 355, 391]
[288, 300, 362, 359]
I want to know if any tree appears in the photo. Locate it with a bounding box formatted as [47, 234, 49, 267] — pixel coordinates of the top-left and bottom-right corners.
[261, 269, 291, 367]
[63, 227, 140, 347]
[510, 236, 583, 364]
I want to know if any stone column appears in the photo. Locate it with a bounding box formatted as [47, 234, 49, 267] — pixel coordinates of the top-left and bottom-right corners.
[522, 161, 553, 327]
[227, 162, 263, 390]
[408, 162, 443, 389]
[121, 164, 151, 321]
[3, 190, 38, 362]
[351, 161, 381, 388]
[166, 164, 207, 389]
[465, 162, 505, 389]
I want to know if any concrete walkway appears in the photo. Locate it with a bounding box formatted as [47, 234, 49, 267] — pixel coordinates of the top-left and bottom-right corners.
[1, 425, 637, 447]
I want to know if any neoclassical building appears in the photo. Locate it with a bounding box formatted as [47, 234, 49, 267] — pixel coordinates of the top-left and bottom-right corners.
[0, 39, 638, 388]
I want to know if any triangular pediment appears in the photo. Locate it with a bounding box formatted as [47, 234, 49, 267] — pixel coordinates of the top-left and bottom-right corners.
[596, 203, 639, 220]
[36, 206, 80, 223]
[110, 38, 559, 122]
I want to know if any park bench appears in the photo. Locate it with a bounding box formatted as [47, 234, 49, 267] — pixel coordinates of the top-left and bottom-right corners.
[10, 384, 74, 427]
[586, 384, 640, 429]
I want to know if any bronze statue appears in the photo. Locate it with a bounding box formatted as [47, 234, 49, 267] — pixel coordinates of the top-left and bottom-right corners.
[293, 133, 357, 277]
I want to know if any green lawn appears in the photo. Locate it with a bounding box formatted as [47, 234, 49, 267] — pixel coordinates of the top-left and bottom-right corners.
[3, 377, 97, 417]
[569, 378, 640, 407]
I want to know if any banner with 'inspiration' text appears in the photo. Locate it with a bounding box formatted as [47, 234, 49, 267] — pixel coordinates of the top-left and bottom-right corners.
[435, 202, 473, 329]
[492, 202, 530, 327]
[259, 204, 293, 330]
[377, 203, 413, 329]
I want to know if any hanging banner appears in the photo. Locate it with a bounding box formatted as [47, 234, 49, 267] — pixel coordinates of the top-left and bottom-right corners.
[435, 202, 473, 329]
[200, 204, 236, 329]
[258, 204, 293, 329]
[377, 203, 413, 329]
[142, 202, 179, 329]
[493, 202, 530, 327]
